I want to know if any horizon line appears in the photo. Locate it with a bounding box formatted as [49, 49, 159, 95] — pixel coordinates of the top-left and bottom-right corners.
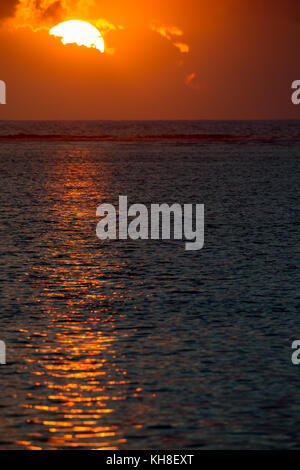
[0, 118, 299, 122]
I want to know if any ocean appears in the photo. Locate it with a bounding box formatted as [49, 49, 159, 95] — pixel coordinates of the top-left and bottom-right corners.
[0, 120, 299, 449]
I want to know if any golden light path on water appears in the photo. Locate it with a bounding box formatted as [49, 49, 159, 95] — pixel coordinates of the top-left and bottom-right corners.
[19, 328, 125, 449]
[14, 147, 151, 449]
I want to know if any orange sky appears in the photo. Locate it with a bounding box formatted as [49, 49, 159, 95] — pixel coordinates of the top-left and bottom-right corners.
[0, 0, 299, 119]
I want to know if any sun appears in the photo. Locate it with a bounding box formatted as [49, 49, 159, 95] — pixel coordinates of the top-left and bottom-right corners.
[49, 20, 105, 53]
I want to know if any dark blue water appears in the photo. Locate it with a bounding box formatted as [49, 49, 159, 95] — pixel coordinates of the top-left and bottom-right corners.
[0, 120, 299, 449]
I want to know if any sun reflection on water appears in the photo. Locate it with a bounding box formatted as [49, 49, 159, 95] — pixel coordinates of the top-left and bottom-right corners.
[16, 147, 131, 449]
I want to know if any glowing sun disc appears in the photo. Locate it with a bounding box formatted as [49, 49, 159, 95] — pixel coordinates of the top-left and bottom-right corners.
[50, 20, 105, 53]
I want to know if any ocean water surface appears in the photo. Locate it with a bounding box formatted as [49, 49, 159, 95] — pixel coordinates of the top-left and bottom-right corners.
[0, 120, 299, 449]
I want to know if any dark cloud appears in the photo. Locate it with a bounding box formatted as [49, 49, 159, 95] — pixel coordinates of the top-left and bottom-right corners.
[41, 1, 63, 21]
[0, 0, 63, 22]
[0, 0, 18, 18]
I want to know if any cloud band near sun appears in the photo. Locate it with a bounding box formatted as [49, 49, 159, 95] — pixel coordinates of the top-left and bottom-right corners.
[150, 24, 190, 54]
[4, 0, 121, 35]
[3, 1, 190, 55]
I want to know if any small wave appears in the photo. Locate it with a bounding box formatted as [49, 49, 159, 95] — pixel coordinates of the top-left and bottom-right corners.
[0, 133, 299, 143]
